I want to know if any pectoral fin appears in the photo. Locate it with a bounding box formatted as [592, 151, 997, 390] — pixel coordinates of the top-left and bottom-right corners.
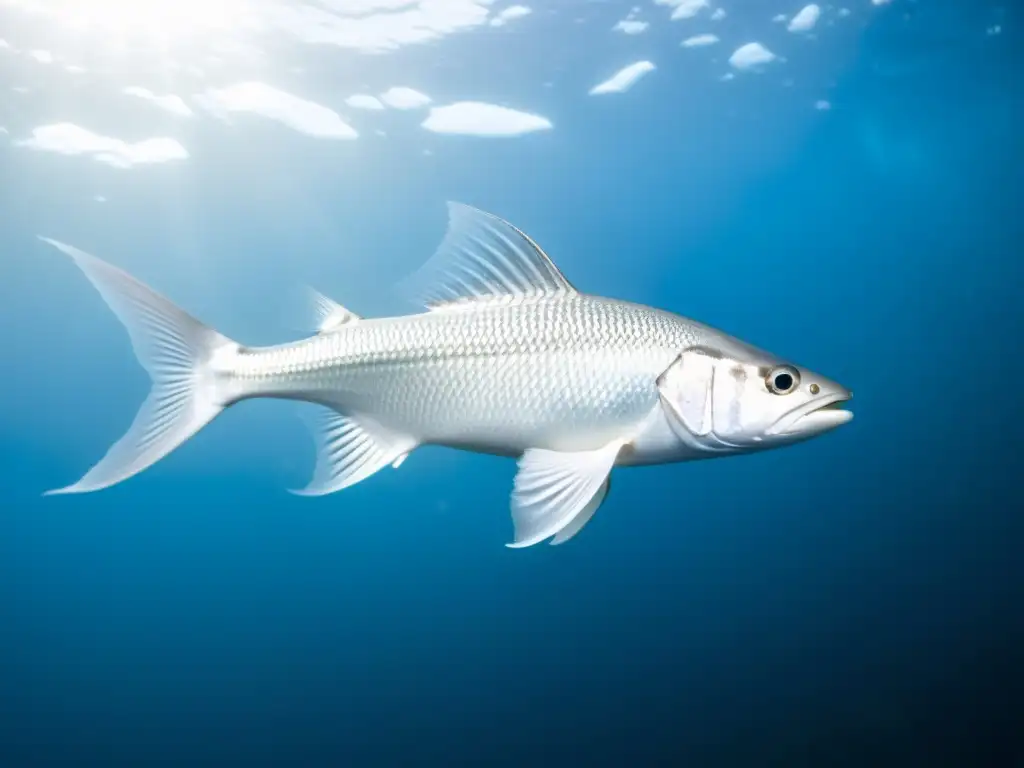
[550, 476, 610, 546]
[507, 441, 622, 549]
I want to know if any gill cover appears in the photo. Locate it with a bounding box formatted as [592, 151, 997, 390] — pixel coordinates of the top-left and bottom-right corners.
[656, 347, 718, 438]
[655, 345, 750, 453]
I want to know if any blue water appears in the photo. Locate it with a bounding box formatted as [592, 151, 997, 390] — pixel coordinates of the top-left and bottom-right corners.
[1, 1, 1020, 765]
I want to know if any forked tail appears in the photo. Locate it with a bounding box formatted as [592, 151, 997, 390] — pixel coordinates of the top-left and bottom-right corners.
[40, 237, 240, 495]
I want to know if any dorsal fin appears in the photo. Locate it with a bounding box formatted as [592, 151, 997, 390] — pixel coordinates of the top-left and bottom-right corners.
[306, 286, 361, 334]
[402, 202, 577, 310]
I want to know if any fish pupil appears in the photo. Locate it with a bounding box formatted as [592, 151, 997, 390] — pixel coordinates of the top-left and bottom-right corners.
[773, 372, 793, 392]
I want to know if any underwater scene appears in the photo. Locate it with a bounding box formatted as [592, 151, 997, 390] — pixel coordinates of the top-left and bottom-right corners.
[0, 0, 1020, 765]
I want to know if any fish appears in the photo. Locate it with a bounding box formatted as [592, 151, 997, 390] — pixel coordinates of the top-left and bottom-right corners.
[39, 203, 853, 548]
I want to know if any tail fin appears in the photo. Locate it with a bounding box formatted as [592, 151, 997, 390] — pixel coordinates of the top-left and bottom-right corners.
[40, 237, 239, 495]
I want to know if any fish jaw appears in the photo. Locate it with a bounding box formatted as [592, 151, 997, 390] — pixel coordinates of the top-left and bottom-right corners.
[768, 393, 854, 438]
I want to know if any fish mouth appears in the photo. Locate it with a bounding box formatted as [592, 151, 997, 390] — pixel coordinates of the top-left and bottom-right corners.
[769, 394, 854, 437]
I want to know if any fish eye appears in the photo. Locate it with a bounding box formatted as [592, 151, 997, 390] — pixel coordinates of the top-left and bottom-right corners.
[766, 365, 800, 395]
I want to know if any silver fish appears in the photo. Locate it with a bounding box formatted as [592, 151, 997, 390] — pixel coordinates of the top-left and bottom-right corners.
[40, 203, 852, 548]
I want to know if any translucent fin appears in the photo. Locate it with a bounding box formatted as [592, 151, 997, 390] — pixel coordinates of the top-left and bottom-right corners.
[291, 407, 417, 496]
[506, 440, 623, 549]
[307, 286, 361, 334]
[656, 347, 717, 437]
[402, 202, 577, 310]
[39, 236, 238, 495]
[550, 476, 610, 546]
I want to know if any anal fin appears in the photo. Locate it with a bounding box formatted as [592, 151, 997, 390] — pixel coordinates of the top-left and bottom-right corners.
[507, 441, 622, 549]
[292, 407, 417, 496]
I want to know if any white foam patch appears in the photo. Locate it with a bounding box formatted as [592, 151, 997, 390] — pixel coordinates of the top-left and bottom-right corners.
[30, 49, 53, 64]
[682, 33, 718, 47]
[490, 4, 532, 27]
[196, 82, 357, 139]
[16, 123, 188, 168]
[788, 4, 820, 33]
[728, 42, 777, 71]
[654, 0, 708, 20]
[421, 101, 551, 136]
[380, 86, 431, 109]
[0, 39, 10, 50]
[871, 0, 891, 5]
[613, 6, 648, 34]
[614, 19, 648, 35]
[346, 93, 385, 110]
[123, 87, 193, 117]
[589, 60, 655, 95]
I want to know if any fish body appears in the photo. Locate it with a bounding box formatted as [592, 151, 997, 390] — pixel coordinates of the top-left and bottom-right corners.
[40, 203, 853, 548]
[229, 294, 702, 461]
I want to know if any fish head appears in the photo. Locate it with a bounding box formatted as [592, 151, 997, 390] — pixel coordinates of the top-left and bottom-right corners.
[656, 344, 852, 453]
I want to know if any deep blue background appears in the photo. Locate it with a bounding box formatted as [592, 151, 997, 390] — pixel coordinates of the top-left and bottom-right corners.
[1, 1, 1021, 765]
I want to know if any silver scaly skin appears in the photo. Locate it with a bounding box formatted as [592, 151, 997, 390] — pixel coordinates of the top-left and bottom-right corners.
[229, 295, 698, 457]
[39, 203, 853, 548]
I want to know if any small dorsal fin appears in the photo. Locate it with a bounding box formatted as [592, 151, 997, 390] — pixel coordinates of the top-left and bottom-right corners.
[402, 202, 577, 310]
[306, 286, 361, 334]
